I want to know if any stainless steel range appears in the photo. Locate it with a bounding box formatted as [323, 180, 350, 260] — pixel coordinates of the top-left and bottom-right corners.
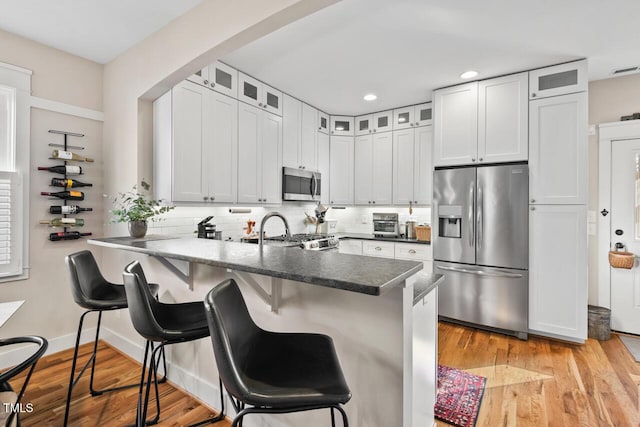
[266, 233, 339, 251]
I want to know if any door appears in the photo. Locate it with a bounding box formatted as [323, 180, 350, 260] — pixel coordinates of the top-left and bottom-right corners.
[414, 102, 433, 127]
[529, 92, 587, 205]
[476, 164, 528, 269]
[393, 106, 414, 130]
[317, 131, 330, 205]
[413, 126, 433, 206]
[237, 103, 261, 203]
[171, 81, 209, 202]
[208, 91, 238, 203]
[354, 135, 373, 205]
[282, 94, 301, 168]
[393, 128, 415, 205]
[262, 83, 282, 116]
[330, 116, 354, 136]
[238, 72, 261, 109]
[300, 103, 318, 169]
[373, 110, 393, 133]
[371, 132, 393, 204]
[433, 82, 479, 166]
[329, 136, 354, 205]
[433, 167, 476, 264]
[260, 112, 282, 204]
[355, 115, 373, 136]
[208, 61, 237, 98]
[610, 139, 640, 334]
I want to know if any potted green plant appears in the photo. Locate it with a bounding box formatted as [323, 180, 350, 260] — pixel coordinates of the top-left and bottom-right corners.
[110, 181, 174, 238]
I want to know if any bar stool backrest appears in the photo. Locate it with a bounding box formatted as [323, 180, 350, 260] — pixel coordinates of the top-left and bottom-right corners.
[122, 261, 165, 342]
[204, 279, 262, 403]
[66, 250, 112, 309]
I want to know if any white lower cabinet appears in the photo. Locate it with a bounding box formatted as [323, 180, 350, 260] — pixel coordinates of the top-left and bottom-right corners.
[363, 240, 395, 258]
[329, 136, 354, 205]
[529, 204, 587, 342]
[237, 103, 282, 204]
[339, 239, 433, 272]
[338, 239, 363, 255]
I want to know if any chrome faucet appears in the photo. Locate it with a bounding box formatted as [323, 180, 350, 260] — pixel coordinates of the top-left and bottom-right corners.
[259, 212, 291, 247]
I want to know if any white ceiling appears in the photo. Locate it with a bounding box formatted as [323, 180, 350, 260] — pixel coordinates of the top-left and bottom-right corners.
[0, 0, 202, 64]
[223, 0, 640, 115]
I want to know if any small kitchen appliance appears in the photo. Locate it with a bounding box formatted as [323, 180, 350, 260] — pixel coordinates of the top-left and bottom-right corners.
[197, 216, 217, 239]
[265, 233, 339, 251]
[372, 213, 399, 237]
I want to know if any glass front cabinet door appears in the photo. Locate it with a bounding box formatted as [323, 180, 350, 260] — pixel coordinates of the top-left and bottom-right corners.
[318, 111, 329, 134]
[207, 61, 238, 98]
[238, 72, 282, 116]
[330, 116, 354, 136]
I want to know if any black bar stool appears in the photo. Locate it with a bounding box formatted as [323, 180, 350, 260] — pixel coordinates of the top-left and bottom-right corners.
[122, 260, 225, 427]
[0, 336, 48, 426]
[64, 250, 167, 426]
[203, 279, 351, 427]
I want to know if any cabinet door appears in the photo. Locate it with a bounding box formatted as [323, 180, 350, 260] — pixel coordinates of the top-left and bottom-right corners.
[282, 94, 301, 168]
[171, 81, 209, 202]
[330, 116, 354, 136]
[372, 132, 393, 204]
[208, 92, 238, 203]
[186, 66, 209, 88]
[237, 103, 261, 203]
[317, 131, 330, 205]
[260, 112, 283, 204]
[529, 204, 587, 341]
[414, 102, 433, 127]
[318, 111, 329, 134]
[355, 114, 373, 136]
[393, 106, 414, 130]
[354, 135, 373, 205]
[478, 72, 528, 164]
[329, 136, 354, 205]
[393, 129, 415, 205]
[208, 61, 237, 98]
[238, 72, 261, 109]
[529, 92, 587, 204]
[529, 60, 587, 100]
[338, 239, 362, 255]
[373, 110, 393, 133]
[262, 83, 282, 116]
[433, 82, 478, 166]
[300, 103, 318, 169]
[413, 126, 433, 206]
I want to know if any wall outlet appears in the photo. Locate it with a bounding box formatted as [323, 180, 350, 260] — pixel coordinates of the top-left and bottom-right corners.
[361, 215, 368, 224]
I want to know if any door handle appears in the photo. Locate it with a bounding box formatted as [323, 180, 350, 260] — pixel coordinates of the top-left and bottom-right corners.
[437, 265, 523, 279]
[477, 184, 483, 250]
[468, 181, 475, 249]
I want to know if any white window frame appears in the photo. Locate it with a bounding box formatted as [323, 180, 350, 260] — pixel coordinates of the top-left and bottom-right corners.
[0, 62, 31, 282]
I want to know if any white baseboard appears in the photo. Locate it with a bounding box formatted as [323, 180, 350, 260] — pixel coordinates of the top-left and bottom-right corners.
[0, 327, 96, 370]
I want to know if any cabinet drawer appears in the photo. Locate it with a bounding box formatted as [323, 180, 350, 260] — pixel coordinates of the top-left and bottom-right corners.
[338, 239, 363, 255]
[395, 243, 432, 261]
[363, 241, 395, 258]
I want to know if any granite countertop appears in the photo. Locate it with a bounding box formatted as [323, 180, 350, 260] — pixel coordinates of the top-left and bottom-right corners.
[413, 273, 445, 305]
[88, 236, 424, 296]
[336, 232, 431, 245]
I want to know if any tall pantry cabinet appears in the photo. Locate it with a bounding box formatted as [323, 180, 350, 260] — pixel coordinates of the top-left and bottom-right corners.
[527, 60, 588, 342]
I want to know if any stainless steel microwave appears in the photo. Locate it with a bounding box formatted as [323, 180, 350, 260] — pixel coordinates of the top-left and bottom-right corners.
[282, 167, 321, 201]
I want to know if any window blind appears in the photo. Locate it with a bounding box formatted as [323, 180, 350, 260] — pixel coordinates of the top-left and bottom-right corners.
[0, 171, 21, 277]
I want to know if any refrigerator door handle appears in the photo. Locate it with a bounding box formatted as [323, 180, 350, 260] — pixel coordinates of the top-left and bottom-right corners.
[477, 183, 483, 250]
[468, 181, 475, 249]
[437, 265, 524, 279]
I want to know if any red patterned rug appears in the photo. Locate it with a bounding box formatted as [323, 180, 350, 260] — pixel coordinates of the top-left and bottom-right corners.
[435, 365, 487, 427]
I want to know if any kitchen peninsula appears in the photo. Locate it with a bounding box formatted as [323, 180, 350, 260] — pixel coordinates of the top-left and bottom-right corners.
[89, 236, 443, 427]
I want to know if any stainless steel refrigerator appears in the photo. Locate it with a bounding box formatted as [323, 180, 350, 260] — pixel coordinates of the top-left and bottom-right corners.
[433, 163, 529, 339]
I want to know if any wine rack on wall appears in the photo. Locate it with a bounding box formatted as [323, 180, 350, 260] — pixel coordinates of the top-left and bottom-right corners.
[38, 130, 93, 242]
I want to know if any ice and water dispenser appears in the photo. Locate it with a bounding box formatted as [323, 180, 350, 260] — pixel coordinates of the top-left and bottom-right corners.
[438, 205, 462, 239]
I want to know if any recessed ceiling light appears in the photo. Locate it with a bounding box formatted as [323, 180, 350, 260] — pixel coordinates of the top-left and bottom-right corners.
[363, 94, 377, 101]
[460, 70, 478, 79]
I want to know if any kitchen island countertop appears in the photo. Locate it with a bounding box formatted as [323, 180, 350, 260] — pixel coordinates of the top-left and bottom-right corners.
[88, 235, 424, 296]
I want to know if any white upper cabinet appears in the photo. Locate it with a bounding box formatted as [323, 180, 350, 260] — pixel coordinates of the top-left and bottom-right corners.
[237, 102, 282, 204]
[283, 95, 317, 170]
[393, 126, 433, 206]
[433, 82, 479, 166]
[208, 91, 238, 203]
[529, 92, 587, 205]
[317, 131, 330, 205]
[318, 111, 329, 134]
[329, 136, 354, 205]
[355, 112, 393, 136]
[354, 132, 393, 205]
[529, 60, 587, 100]
[207, 61, 238, 98]
[301, 103, 318, 169]
[238, 72, 282, 116]
[478, 72, 529, 164]
[186, 66, 210, 88]
[330, 116, 355, 136]
[394, 102, 433, 130]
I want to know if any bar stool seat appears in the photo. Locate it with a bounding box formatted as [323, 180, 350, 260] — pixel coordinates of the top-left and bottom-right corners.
[63, 250, 166, 426]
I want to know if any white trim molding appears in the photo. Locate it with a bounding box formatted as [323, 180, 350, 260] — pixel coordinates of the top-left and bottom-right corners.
[30, 96, 104, 122]
[597, 120, 640, 308]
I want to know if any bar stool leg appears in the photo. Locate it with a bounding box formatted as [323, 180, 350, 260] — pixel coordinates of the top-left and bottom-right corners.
[63, 309, 92, 426]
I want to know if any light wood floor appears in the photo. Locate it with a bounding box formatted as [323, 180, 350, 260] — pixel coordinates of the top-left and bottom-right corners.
[9, 323, 640, 426]
[436, 322, 640, 427]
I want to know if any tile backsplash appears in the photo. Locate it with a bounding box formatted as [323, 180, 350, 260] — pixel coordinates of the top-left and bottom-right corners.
[147, 203, 431, 240]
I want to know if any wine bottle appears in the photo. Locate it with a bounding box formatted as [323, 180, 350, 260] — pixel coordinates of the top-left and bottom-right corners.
[51, 150, 94, 163]
[40, 218, 85, 227]
[49, 231, 92, 241]
[38, 165, 82, 175]
[50, 178, 93, 188]
[49, 205, 93, 214]
[40, 190, 84, 201]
